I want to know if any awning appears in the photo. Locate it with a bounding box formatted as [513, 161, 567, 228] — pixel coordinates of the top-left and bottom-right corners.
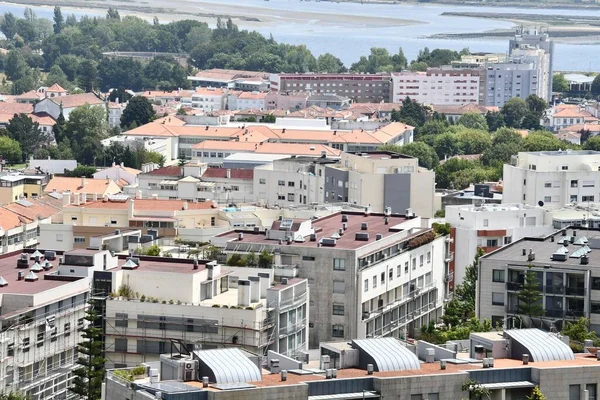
[130, 217, 177, 222]
[309, 392, 379, 400]
[480, 381, 535, 390]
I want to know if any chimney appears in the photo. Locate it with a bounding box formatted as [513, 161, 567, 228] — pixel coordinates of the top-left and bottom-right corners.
[193, 259, 199, 270]
[73, 193, 80, 206]
[273, 248, 281, 266]
[258, 272, 270, 299]
[202, 377, 209, 388]
[183, 201, 188, 210]
[136, 190, 143, 200]
[280, 370, 287, 382]
[62, 191, 71, 207]
[367, 364, 374, 375]
[522, 354, 529, 365]
[226, 169, 231, 179]
[249, 276, 260, 303]
[238, 233, 244, 241]
[237, 279, 251, 307]
[80, 192, 86, 204]
[81, 177, 87, 187]
[128, 199, 135, 219]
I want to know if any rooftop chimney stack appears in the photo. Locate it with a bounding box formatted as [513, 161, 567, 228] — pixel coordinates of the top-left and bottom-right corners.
[237, 279, 251, 307]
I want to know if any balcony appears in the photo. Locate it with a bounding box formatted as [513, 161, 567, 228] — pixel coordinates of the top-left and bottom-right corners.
[545, 286, 565, 295]
[279, 292, 307, 310]
[278, 318, 307, 337]
[362, 280, 437, 322]
[545, 309, 565, 318]
[506, 282, 522, 291]
[566, 309, 585, 318]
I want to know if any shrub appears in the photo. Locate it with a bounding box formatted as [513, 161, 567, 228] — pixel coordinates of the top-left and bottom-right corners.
[130, 366, 147, 376]
[140, 295, 146, 302]
[407, 231, 436, 249]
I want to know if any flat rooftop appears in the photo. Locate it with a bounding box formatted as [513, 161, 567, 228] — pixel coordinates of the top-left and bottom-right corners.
[112, 257, 209, 275]
[484, 228, 600, 266]
[0, 252, 83, 295]
[217, 212, 414, 250]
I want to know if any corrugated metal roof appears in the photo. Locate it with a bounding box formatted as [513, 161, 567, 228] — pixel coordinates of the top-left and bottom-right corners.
[352, 338, 420, 372]
[194, 348, 261, 383]
[505, 329, 574, 362]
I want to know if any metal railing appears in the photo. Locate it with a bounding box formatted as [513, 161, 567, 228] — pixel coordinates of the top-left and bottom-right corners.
[279, 292, 307, 309]
[363, 280, 437, 322]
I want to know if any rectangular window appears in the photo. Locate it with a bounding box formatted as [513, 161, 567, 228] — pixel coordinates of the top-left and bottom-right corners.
[583, 181, 595, 188]
[373, 275, 377, 289]
[380, 272, 385, 284]
[115, 313, 128, 327]
[562, 165, 569, 170]
[332, 324, 344, 338]
[486, 239, 498, 247]
[419, 255, 424, 266]
[571, 180, 579, 188]
[288, 181, 295, 187]
[333, 280, 345, 294]
[571, 195, 578, 203]
[544, 196, 551, 203]
[583, 196, 595, 202]
[74, 237, 85, 244]
[586, 384, 596, 400]
[333, 259, 345, 271]
[259, 178, 266, 184]
[544, 182, 552, 188]
[287, 193, 295, 202]
[278, 180, 285, 186]
[492, 269, 505, 283]
[592, 302, 600, 315]
[492, 292, 504, 306]
[405, 262, 409, 274]
[397, 265, 401, 277]
[364, 279, 369, 292]
[504, 236, 512, 245]
[483, 219, 489, 227]
[427, 251, 431, 263]
[115, 338, 127, 352]
[412, 258, 416, 270]
[302, 256, 315, 261]
[332, 304, 345, 316]
[570, 384, 580, 400]
[56, 234, 63, 242]
[389, 269, 393, 281]
[592, 277, 600, 290]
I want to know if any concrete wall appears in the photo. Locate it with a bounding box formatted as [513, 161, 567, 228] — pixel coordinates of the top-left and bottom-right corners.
[417, 340, 457, 361]
[376, 371, 468, 400]
[384, 173, 411, 215]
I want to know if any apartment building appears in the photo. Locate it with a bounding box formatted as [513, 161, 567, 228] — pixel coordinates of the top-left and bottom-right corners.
[265, 92, 309, 110]
[270, 73, 392, 103]
[542, 104, 597, 132]
[477, 228, 600, 333]
[509, 29, 554, 100]
[122, 120, 414, 160]
[44, 177, 122, 200]
[503, 150, 600, 208]
[191, 88, 227, 111]
[34, 93, 105, 121]
[106, 328, 600, 400]
[230, 91, 268, 111]
[93, 163, 141, 187]
[391, 69, 482, 105]
[432, 103, 499, 124]
[98, 255, 309, 367]
[213, 210, 449, 347]
[445, 203, 554, 289]
[0, 174, 48, 203]
[325, 152, 435, 218]
[0, 250, 94, 399]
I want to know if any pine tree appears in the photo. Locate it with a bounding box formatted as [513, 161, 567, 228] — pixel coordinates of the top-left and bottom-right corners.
[69, 301, 106, 400]
[516, 266, 544, 317]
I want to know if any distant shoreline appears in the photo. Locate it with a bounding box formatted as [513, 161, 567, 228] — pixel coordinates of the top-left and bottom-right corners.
[321, 0, 600, 9]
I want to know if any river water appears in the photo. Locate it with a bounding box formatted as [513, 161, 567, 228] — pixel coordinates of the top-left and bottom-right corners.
[3, 0, 600, 71]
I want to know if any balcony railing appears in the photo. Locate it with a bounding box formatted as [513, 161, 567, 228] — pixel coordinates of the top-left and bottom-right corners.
[278, 318, 306, 336]
[506, 282, 522, 291]
[545, 286, 565, 295]
[506, 307, 585, 319]
[279, 292, 307, 310]
[566, 287, 585, 296]
[362, 280, 437, 322]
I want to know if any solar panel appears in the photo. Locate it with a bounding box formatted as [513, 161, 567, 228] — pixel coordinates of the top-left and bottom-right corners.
[16, 199, 33, 207]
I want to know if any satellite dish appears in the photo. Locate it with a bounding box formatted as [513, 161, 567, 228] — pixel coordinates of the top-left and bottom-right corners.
[538, 200, 544, 207]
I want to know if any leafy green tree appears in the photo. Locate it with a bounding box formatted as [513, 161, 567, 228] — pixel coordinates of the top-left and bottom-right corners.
[409, 61, 428, 72]
[108, 88, 133, 103]
[455, 128, 491, 155]
[70, 301, 105, 400]
[418, 120, 448, 138]
[64, 165, 97, 177]
[64, 105, 108, 164]
[1, 12, 18, 39]
[106, 7, 121, 20]
[434, 132, 460, 159]
[502, 98, 529, 128]
[444, 248, 485, 327]
[457, 113, 488, 131]
[45, 64, 71, 89]
[53, 6, 64, 34]
[0, 136, 22, 164]
[316, 53, 346, 73]
[55, 55, 82, 82]
[527, 386, 547, 400]
[121, 96, 156, 129]
[525, 94, 548, 119]
[391, 97, 428, 127]
[184, 24, 212, 51]
[258, 250, 273, 268]
[521, 112, 542, 130]
[5, 51, 29, 81]
[583, 136, 600, 151]
[592, 75, 600, 96]
[552, 73, 569, 93]
[521, 130, 567, 152]
[77, 60, 98, 92]
[6, 113, 49, 161]
[561, 317, 599, 350]
[52, 112, 67, 143]
[12, 72, 39, 95]
[378, 142, 439, 170]
[516, 266, 544, 317]
[0, 392, 28, 400]
[485, 111, 505, 132]
[350, 47, 395, 73]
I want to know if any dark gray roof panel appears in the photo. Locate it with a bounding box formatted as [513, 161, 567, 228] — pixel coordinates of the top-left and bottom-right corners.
[505, 329, 574, 362]
[352, 338, 420, 372]
[194, 348, 261, 383]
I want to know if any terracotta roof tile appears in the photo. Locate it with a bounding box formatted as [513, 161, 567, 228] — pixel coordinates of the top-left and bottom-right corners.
[51, 93, 104, 109]
[46, 83, 67, 92]
[145, 166, 183, 176]
[3, 198, 60, 221]
[44, 177, 121, 195]
[0, 208, 31, 230]
[202, 168, 253, 180]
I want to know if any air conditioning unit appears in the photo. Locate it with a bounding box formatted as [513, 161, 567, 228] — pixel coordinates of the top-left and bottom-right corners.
[178, 359, 198, 382]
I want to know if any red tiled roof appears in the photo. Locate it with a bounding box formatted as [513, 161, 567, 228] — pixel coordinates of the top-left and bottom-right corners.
[146, 166, 183, 176]
[202, 168, 254, 180]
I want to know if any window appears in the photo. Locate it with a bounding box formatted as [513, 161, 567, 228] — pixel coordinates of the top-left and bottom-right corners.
[115, 313, 128, 327]
[332, 324, 344, 338]
[592, 277, 600, 290]
[278, 195, 285, 200]
[373, 275, 377, 289]
[492, 269, 505, 282]
[278, 180, 285, 186]
[333, 259, 345, 271]
[405, 262, 409, 274]
[492, 292, 504, 306]
[562, 165, 569, 170]
[333, 280, 345, 294]
[583, 196, 595, 202]
[71, 216, 77, 221]
[259, 178, 266, 184]
[570, 195, 578, 203]
[302, 256, 315, 261]
[570, 384, 580, 400]
[486, 239, 498, 247]
[364, 279, 369, 292]
[592, 302, 600, 315]
[380, 272, 385, 284]
[583, 181, 595, 188]
[115, 338, 128, 352]
[419, 255, 424, 267]
[586, 384, 596, 400]
[74, 237, 85, 244]
[571, 180, 579, 188]
[544, 196, 551, 203]
[287, 193, 295, 202]
[427, 251, 431, 263]
[288, 181, 295, 187]
[544, 182, 552, 188]
[397, 265, 401, 277]
[56, 234, 63, 242]
[412, 258, 416, 270]
[491, 316, 504, 329]
[483, 219, 489, 227]
[64, 323, 71, 337]
[389, 269, 393, 281]
[333, 304, 345, 316]
[523, 179, 526, 186]
[504, 236, 512, 245]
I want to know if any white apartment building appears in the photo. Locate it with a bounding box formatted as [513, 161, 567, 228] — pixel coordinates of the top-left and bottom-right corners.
[391, 70, 481, 105]
[445, 203, 554, 289]
[483, 59, 543, 107]
[0, 249, 102, 400]
[191, 88, 226, 111]
[213, 211, 449, 346]
[503, 150, 600, 209]
[100, 257, 309, 367]
[230, 91, 268, 110]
